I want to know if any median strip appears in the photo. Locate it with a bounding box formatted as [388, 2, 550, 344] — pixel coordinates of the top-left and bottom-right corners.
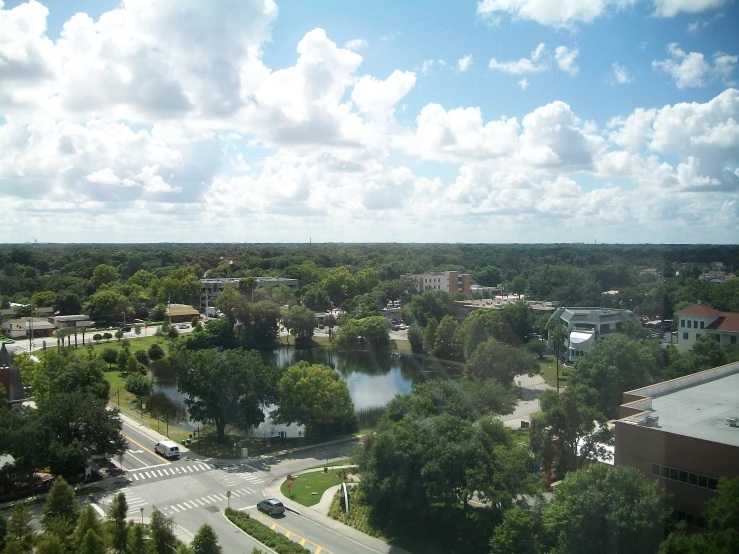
[225, 507, 331, 554]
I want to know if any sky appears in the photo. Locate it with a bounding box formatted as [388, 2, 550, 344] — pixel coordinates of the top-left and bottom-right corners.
[0, 0, 738, 244]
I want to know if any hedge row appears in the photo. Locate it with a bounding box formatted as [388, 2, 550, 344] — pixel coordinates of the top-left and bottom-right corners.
[225, 508, 311, 554]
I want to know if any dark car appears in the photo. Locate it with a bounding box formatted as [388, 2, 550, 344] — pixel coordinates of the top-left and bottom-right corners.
[120, 325, 132, 332]
[257, 499, 285, 516]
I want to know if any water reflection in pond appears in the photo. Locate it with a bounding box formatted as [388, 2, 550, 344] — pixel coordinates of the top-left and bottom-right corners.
[152, 347, 459, 434]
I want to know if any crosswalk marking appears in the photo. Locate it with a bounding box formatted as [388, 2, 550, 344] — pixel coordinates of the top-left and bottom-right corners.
[133, 473, 139, 481]
[169, 505, 180, 513]
[129, 463, 218, 481]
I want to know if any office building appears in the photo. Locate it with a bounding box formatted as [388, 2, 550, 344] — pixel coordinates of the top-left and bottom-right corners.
[548, 307, 639, 363]
[401, 271, 471, 296]
[615, 362, 739, 527]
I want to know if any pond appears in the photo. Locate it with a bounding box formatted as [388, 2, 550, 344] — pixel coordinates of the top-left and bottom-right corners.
[152, 346, 460, 436]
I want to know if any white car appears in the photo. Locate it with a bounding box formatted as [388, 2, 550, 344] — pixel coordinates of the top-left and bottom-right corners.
[399, 324, 407, 330]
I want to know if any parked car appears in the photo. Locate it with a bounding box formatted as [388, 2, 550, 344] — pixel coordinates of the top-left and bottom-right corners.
[3, 339, 15, 344]
[178, 323, 189, 329]
[399, 324, 407, 330]
[257, 499, 285, 516]
[120, 325, 132, 332]
[391, 325, 399, 331]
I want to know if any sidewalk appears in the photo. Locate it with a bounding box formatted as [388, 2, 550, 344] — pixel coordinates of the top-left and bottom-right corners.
[263, 474, 413, 554]
[118, 411, 191, 453]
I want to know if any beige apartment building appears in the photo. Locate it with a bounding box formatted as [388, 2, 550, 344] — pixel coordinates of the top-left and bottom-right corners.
[401, 271, 471, 296]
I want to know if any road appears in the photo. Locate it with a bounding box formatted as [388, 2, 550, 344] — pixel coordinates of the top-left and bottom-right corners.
[106, 425, 373, 553]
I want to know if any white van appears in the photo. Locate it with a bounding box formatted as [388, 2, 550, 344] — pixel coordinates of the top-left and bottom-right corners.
[154, 441, 180, 459]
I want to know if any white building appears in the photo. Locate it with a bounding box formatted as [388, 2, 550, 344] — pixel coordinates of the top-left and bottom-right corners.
[52, 314, 93, 328]
[675, 303, 739, 352]
[548, 307, 640, 364]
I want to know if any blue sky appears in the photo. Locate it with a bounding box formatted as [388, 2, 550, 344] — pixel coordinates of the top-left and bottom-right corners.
[1, 0, 737, 243]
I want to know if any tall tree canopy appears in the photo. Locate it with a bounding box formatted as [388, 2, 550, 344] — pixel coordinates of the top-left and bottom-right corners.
[173, 348, 280, 442]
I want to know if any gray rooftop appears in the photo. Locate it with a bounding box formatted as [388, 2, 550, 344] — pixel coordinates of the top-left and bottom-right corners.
[624, 367, 739, 447]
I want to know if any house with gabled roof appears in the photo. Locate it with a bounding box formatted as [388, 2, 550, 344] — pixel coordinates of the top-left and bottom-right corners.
[675, 302, 739, 352]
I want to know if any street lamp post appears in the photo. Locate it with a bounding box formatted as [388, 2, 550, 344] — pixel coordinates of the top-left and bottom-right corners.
[140, 506, 144, 525]
[116, 389, 120, 406]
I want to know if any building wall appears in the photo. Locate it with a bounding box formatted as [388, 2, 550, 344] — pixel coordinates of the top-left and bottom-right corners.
[614, 421, 739, 517]
[676, 314, 717, 352]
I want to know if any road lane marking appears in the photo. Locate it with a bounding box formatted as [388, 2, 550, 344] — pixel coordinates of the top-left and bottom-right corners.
[126, 450, 149, 466]
[271, 523, 276, 530]
[207, 496, 218, 502]
[246, 487, 256, 494]
[195, 499, 205, 506]
[247, 510, 335, 554]
[315, 548, 322, 554]
[156, 470, 164, 477]
[124, 434, 170, 463]
[300, 539, 306, 546]
[176, 504, 185, 510]
[169, 505, 180, 513]
[183, 501, 194, 509]
[133, 474, 139, 481]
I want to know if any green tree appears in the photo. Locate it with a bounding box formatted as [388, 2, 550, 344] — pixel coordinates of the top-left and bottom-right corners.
[273, 361, 356, 440]
[408, 290, 453, 328]
[423, 318, 438, 352]
[283, 305, 316, 344]
[191, 524, 222, 554]
[159, 267, 202, 305]
[133, 323, 142, 336]
[173, 348, 279, 443]
[150, 507, 177, 554]
[38, 393, 127, 477]
[91, 264, 119, 289]
[489, 505, 544, 554]
[117, 348, 128, 371]
[237, 277, 258, 301]
[79, 529, 105, 554]
[530, 386, 613, 478]
[127, 524, 154, 554]
[102, 332, 113, 342]
[93, 333, 103, 344]
[526, 339, 548, 359]
[148, 343, 166, 361]
[568, 334, 656, 419]
[34, 535, 63, 554]
[126, 354, 142, 374]
[135, 349, 150, 366]
[659, 476, 739, 554]
[543, 465, 669, 554]
[4, 503, 34, 553]
[433, 315, 458, 358]
[464, 340, 539, 385]
[108, 492, 128, 553]
[73, 506, 102, 551]
[125, 372, 153, 399]
[41, 477, 78, 538]
[462, 311, 490, 359]
[85, 290, 129, 324]
[407, 323, 424, 353]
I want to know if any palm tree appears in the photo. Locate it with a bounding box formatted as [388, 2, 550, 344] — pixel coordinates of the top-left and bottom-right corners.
[326, 314, 336, 342]
[53, 328, 67, 352]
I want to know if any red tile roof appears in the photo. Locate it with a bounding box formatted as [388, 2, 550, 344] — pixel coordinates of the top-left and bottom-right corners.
[705, 313, 739, 333]
[675, 304, 722, 317]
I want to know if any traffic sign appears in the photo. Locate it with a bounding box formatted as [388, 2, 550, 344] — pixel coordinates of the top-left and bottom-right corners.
[286, 482, 292, 489]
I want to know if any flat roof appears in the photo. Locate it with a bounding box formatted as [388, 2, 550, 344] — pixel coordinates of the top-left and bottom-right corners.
[624, 369, 739, 447]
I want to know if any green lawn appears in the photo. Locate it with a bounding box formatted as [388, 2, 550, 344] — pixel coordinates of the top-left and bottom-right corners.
[281, 470, 348, 507]
[539, 358, 568, 389]
[84, 334, 174, 356]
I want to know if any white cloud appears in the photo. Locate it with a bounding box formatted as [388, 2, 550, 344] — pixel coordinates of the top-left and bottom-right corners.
[421, 59, 435, 74]
[1, 0, 738, 243]
[457, 54, 473, 72]
[344, 38, 367, 50]
[476, 0, 635, 28]
[554, 46, 579, 75]
[612, 62, 634, 83]
[489, 43, 547, 74]
[653, 43, 736, 88]
[351, 70, 416, 120]
[653, 0, 730, 18]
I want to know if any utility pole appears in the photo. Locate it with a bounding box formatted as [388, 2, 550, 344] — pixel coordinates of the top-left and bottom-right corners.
[168, 293, 172, 326]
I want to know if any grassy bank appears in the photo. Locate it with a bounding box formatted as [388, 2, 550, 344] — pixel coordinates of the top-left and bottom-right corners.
[225, 508, 310, 554]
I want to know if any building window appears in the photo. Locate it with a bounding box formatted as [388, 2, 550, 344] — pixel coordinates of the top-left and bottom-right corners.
[696, 334, 701, 340]
[700, 321, 704, 329]
[652, 463, 719, 493]
[732, 336, 737, 344]
[683, 333, 688, 340]
[687, 320, 692, 328]
[681, 319, 685, 327]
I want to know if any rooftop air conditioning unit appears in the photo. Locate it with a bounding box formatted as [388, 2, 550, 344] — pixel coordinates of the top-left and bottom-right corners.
[646, 416, 659, 427]
[727, 417, 738, 428]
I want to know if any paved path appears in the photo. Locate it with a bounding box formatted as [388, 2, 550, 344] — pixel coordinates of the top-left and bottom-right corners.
[502, 373, 555, 429]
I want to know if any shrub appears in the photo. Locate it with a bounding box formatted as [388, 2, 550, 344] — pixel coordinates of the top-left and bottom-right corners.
[134, 349, 149, 366]
[224, 509, 310, 554]
[93, 334, 103, 343]
[148, 343, 165, 361]
[102, 332, 113, 342]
